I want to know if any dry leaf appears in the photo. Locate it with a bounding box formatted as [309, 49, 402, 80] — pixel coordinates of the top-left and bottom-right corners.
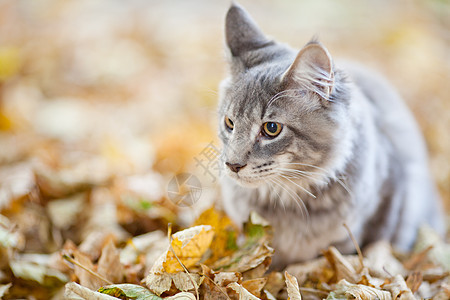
[46, 193, 85, 229]
[363, 241, 407, 277]
[0, 283, 11, 298]
[285, 271, 302, 300]
[73, 250, 106, 290]
[213, 213, 274, 274]
[405, 271, 422, 293]
[0, 162, 35, 210]
[333, 279, 392, 300]
[145, 272, 173, 296]
[241, 277, 267, 298]
[285, 256, 331, 286]
[228, 282, 260, 300]
[200, 273, 230, 300]
[323, 246, 359, 283]
[213, 271, 242, 287]
[151, 225, 214, 274]
[97, 239, 124, 284]
[264, 272, 285, 298]
[64, 282, 118, 300]
[432, 275, 450, 300]
[414, 225, 450, 270]
[383, 275, 415, 300]
[193, 206, 239, 263]
[145, 271, 203, 296]
[98, 283, 162, 299]
[120, 230, 167, 266]
[9, 255, 68, 284]
[165, 292, 196, 300]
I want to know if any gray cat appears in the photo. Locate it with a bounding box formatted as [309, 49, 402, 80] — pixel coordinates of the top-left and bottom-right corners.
[218, 3, 444, 267]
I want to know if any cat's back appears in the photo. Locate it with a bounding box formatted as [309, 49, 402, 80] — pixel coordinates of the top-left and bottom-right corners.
[340, 61, 429, 162]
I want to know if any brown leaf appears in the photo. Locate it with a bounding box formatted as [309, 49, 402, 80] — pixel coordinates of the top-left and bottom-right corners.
[97, 239, 124, 284]
[285, 271, 302, 300]
[403, 245, 433, 270]
[382, 275, 415, 300]
[363, 241, 407, 278]
[241, 277, 267, 298]
[73, 250, 106, 290]
[405, 271, 422, 293]
[227, 282, 259, 300]
[263, 272, 285, 298]
[285, 256, 331, 286]
[323, 246, 359, 283]
[334, 279, 392, 300]
[145, 271, 203, 296]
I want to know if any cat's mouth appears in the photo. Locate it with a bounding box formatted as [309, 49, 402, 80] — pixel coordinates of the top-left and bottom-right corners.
[225, 168, 276, 188]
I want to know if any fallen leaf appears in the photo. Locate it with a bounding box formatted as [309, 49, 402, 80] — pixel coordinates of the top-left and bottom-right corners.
[119, 230, 167, 267]
[363, 241, 407, 278]
[323, 246, 359, 283]
[285, 256, 332, 287]
[0, 283, 12, 298]
[64, 282, 119, 300]
[382, 275, 415, 300]
[157, 225, 214, 274]
[228, 282, 260, 300]
[97, 239, 124, 284]
[263, 272, 285, 298]
[73, 250, 106, 290]
[332, 279, 392, 300]
[145, 271, 203, 296]
[285, 271, 302, 300]
[98, 283, 162, 300]
[432, 275, 450, 300]
[0, 162, 35, 210]
[213, 271, 241, 287]
[46, 193, 86, 229]
[165, 291, 196, 300]
[405, 271, 422, 293]
[0, 214, 25, 250]
[9, 257, 68, 284]
[414, 225, 450, 270]
[241, 277, 267, 298]
[145, 272, 172, 296]
[193, 206, 239, 263]
[212, 213, 274, 274]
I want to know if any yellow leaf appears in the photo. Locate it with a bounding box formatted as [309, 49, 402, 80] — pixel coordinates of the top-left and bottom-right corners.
[193, 206, 239, 263]
[162, 225, 214, 273]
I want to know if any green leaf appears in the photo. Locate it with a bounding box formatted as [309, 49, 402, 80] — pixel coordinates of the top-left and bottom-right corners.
[99, 284, 162, 300]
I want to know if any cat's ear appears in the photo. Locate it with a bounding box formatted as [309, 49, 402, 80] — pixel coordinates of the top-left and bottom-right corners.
[225, 3, 270, 57]
[281, 41, 335, 103]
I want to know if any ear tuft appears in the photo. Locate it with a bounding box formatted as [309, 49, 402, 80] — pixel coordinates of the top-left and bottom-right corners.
[282, 41, 335, 102]
[225, 3, 270, 57]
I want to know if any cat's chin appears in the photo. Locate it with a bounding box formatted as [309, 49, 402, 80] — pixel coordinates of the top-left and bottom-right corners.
[226, 174, 267, 188]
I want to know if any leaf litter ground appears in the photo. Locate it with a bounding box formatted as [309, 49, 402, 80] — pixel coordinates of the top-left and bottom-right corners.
[1, 1, 450, 299]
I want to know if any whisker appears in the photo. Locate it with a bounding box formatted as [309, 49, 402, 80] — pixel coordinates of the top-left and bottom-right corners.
[272, 177, 310, 225]
[281, 162, 330, 173]
[277, 168, 329, 185]
[269, 178, 286, 212]
[278, 174, 316, 198]
[337, 177, 353, 197]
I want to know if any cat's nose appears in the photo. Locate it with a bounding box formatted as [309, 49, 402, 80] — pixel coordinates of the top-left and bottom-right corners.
[226, 162, 247, 173]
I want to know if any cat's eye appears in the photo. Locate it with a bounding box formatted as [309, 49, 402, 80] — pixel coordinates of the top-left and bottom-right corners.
[262, 122, 283, 138]
[224, 116, 234, 131]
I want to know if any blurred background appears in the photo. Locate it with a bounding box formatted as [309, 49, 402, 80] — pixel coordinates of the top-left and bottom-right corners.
[0, 0, 449, 297]
[0, 0, 449, 227]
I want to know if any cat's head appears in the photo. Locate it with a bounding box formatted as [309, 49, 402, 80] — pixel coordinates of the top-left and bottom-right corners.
[218, 3, 352, 188]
